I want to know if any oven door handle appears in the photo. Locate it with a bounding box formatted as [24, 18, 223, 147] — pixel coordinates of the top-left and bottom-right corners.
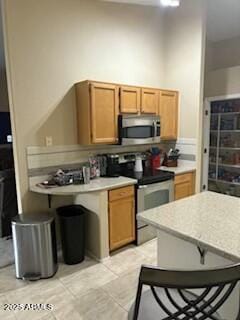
[138, 180, 174, 199]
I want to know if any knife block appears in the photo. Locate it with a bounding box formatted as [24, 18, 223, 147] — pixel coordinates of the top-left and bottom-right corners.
[162, 154, 178, 167]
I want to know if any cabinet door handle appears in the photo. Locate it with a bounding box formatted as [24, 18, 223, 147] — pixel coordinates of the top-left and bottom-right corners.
[139, 185, 147, 189]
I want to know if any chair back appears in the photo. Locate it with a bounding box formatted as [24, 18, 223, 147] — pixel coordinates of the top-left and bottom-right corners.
[132, 264, 240, 320]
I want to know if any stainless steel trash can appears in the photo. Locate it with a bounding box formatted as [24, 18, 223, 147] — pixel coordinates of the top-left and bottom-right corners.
[12, 213, 58, 280]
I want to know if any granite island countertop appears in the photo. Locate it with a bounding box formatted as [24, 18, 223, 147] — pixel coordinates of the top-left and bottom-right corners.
[159, 160, 196, 175]
[30, 176, 137, 195]
[138, 191, 240, 262]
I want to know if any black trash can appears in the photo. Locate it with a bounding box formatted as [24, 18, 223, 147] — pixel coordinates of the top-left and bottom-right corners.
[57, 205, 86, 265]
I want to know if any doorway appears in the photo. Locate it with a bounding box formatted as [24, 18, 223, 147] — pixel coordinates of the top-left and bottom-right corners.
[0, 6, 18, 268]
[203, 95, 240, 197]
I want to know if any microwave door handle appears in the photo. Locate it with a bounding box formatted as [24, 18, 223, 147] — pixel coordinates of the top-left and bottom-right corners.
[153, 121, 157, 137]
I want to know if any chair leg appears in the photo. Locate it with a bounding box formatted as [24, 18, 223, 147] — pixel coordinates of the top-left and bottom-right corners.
[132, 282, 143, 320]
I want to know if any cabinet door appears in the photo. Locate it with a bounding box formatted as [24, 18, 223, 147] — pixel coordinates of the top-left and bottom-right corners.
[141, 89, 159, 114]
[159, 90, 178, 140]
[175, 181, 192, 200]
[174, 172, 195, 200]
[120, 86, 140, 113]
[90, 83, 119, 144]
[109, 196, 135, 251]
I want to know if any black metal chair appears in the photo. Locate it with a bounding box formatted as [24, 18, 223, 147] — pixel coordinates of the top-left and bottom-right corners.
[129, 264, 240, 320]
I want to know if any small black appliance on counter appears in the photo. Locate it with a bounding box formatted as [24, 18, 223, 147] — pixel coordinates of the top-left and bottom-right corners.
[106, 154, 120, 177]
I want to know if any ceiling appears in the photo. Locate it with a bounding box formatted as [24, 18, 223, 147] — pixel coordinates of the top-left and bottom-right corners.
[102, 0, 240, 42]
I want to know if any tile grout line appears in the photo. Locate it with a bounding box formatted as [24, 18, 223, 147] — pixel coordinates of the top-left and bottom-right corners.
[56, 260, 119, 295]
[57, 277, 79, 301]
[58, 277, 128, 318]
[102, 244, 155, 278]
[100, 283, 134, 314]
[41, 278, 80, 320]
[1, 242, 157, 320]
[57, 260, 130, 316]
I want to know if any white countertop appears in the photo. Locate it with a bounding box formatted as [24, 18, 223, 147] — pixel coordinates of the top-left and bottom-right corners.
[159, 160, 196, 175]
[30, 176, 137, 195]
[138, 191, 240, 261]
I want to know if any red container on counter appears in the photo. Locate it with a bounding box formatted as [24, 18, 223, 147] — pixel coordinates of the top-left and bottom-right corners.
[151, 154, 161, 169]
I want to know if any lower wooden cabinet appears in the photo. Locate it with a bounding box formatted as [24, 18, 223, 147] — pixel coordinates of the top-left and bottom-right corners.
[174, 172, 196, 201]
[108, 186, 135, 251]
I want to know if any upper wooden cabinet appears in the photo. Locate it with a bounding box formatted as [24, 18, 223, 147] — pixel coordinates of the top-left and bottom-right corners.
[120, 86, 159, 115]
[141, 89, 159, 114]
[91, 83, 119, 144]
[159, 90, 179, 140]
[120, 86, 140, 114]
[75, 80, 179, 144]
[76, 81, 119, 145]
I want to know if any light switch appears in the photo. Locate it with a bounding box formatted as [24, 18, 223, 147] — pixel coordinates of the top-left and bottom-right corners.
[46, 136, 53, 147]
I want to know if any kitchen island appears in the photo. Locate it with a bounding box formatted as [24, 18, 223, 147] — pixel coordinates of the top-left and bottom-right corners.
[138, 191, 240, 319]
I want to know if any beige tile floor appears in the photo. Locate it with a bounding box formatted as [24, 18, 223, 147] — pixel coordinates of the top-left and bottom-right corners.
[0, 239, 157, 320]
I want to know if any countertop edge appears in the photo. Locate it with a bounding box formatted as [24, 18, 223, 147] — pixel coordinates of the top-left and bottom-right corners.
[159, 160, 196, 176]
[174, 168, 196, 175]
[159, 168, 196, 176]
[30, 178, 138, 196]
[137, 214, 240, 263]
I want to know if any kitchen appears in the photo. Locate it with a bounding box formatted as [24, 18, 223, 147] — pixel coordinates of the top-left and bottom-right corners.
[29, 79, 196, 260]
[0, 0, 240, 319]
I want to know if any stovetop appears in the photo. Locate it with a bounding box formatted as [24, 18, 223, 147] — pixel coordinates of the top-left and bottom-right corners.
[121, 167, 174, 186]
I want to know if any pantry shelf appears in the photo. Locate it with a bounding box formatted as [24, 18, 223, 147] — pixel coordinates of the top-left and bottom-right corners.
[211, 112, 240, 116]
[210, 162, 240, 169]
[210, 130, 240, 133]
[208, 178, 240, 187]
[207, 98, 240, 197]
[210, 146, 240, 151]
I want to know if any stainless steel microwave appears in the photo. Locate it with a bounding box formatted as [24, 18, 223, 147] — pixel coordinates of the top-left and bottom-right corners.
[118, 115, 161, 145]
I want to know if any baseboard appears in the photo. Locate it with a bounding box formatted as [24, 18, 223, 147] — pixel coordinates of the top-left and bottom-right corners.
[85, 249, 110, 263]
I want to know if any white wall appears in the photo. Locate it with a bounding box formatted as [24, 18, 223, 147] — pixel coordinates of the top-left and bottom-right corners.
[163, 0, 206, 192]
[163, 0, 206, 140]
[2, 0, 166, 211]
[206, 36, 240, 72]
[205, 33, 240, 98]
[2, 0, 206, 211]
[205, 66, 240, 98]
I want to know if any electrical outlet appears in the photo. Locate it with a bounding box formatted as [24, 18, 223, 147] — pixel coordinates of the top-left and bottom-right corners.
[45, 136, 53, 147]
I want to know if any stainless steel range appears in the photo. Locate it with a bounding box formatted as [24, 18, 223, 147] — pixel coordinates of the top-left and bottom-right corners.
[120, 154, 174, 245]
[137, 176, 174, 244]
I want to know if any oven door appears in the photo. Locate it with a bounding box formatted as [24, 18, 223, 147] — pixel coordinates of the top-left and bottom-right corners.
[137, 179, 174, 244]
[119, 116, 160, 145]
